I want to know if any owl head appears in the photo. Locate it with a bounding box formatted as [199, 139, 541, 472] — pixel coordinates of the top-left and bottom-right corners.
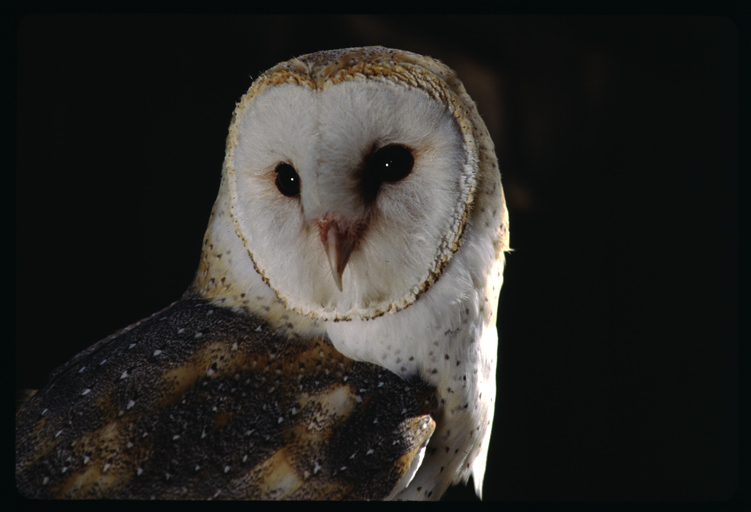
[194, 46, 506, 325]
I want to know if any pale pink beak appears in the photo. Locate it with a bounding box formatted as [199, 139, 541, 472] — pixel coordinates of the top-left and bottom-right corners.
[318, 217, 360, 292]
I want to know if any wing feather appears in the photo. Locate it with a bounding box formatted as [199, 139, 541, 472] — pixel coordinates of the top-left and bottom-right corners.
[16, 297, 437, 500]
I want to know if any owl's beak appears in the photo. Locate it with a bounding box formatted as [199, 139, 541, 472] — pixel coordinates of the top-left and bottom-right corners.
[318, 217, 360, 292]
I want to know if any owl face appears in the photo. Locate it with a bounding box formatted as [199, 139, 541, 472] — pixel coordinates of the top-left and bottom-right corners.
[228, 77, 477, 321]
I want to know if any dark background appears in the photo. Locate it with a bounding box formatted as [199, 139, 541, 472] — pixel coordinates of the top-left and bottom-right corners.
[14, 15, 740, 502]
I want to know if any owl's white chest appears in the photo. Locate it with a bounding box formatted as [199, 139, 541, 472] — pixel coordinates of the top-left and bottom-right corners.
[325, 221, 502, 499]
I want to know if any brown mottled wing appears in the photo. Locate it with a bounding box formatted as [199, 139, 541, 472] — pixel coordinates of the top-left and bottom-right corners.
[16, 297, 437, 500]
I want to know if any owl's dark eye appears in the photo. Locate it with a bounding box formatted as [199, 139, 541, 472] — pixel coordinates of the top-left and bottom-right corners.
[274, 163, 300, 197]
[362, 144, 414, 201]
[371, 144, 414, 183]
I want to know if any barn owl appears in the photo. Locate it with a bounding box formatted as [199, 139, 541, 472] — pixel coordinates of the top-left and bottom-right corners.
[16, 46, 509, 500]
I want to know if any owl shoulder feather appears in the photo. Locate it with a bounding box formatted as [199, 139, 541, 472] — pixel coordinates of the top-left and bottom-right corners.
[16, 297, 437, 499]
